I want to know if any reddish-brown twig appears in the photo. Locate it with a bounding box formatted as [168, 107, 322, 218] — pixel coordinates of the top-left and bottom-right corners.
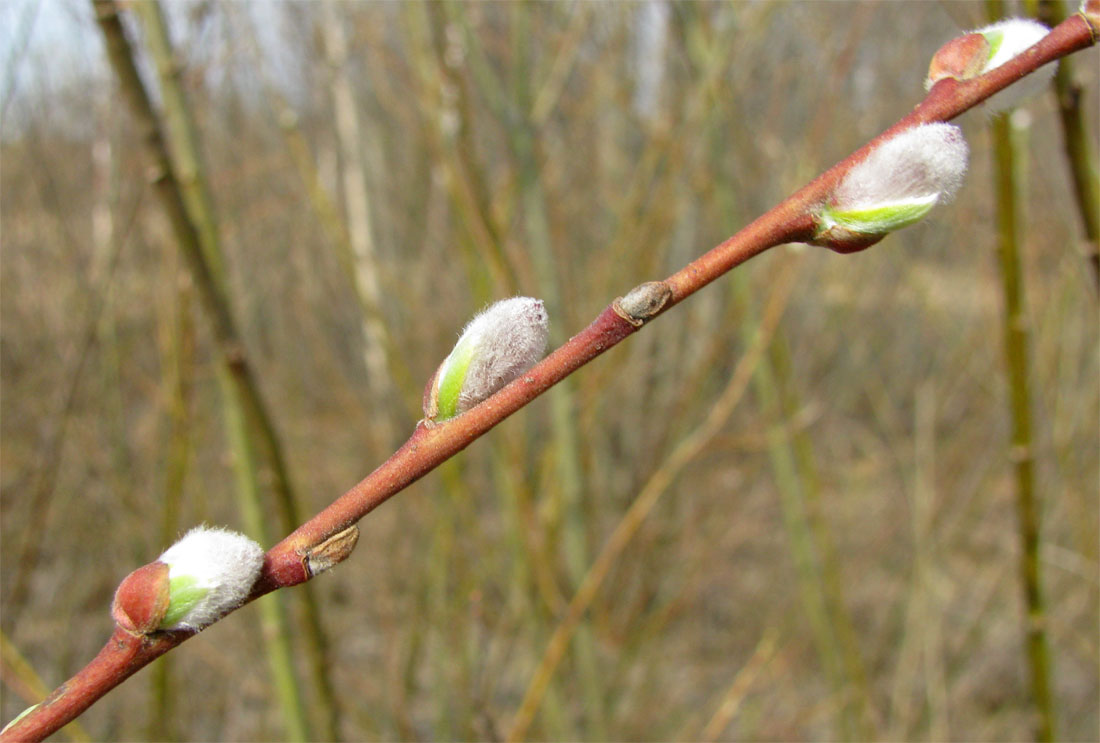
[3, 9, 1095, 742]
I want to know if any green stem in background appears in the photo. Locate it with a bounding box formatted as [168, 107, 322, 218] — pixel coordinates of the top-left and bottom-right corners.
[490, 448, 574, 741]
[423, 1, 519, 295]
[507, 5, 605, 736]
[416, 6, 575, 736]
[0, 632, 89, 743]
[987, 1, 1058, 732]
[1030, 0, 1100, 290]
[318, 1, 399, 451]
[425, 460, 474, 739]
[222, 375, 309, 742]
[127, 2, 225, 286]
[912, 385, 950, 740]
[742, 310, 849, 738]
[713, 98, 873, 736]
[506, 261, 799, 743]
[418, 5, 567, 736]
[990, 108, 1057, 743]
[122, 2, 336, 738]
[149, 270, 195, 742]
[241, 29, 421, 419]
[765, 332, 876, 739]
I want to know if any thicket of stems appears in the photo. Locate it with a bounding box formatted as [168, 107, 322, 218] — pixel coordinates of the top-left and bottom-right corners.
[1, 3, 1096, 741]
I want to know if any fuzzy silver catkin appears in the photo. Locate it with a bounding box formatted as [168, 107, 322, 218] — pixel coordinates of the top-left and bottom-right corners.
[833, 123, 969, 213]
[429, 297, 549, 420]
[977, 19, 1055, 113]
[158, 526, 264, 631]
[454, 297, 548, 414]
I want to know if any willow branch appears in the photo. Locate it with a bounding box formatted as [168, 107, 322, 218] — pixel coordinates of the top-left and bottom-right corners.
[3, 9, 1096, 742]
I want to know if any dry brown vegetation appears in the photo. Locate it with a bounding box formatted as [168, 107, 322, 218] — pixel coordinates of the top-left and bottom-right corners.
[1, 1, 1097, 741]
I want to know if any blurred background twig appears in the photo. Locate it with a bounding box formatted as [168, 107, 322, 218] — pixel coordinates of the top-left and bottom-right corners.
[987, 4, 1058, 741]
[1029, 0, 1100, 289]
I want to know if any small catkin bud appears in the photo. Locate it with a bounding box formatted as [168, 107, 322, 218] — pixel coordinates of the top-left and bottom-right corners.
[813, 123, 969, 252]
[925, 33, 991, 86]
[926, 19, 1053, 112]
[424, 297, 549, 422]
[155, 526, 265, 631]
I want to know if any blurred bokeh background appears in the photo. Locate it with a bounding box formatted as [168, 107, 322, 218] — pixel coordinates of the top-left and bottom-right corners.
[1, 1, 1097, 740]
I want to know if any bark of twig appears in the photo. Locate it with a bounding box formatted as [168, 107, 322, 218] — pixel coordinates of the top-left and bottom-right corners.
[3, 9, 1096, 742]
[0, 632, 89, 743]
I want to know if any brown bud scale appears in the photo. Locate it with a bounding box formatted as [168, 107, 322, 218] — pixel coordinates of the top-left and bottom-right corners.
[305, 525, 361, 576]
[111, 561, 171, 635]
[927, 33, 991, 86]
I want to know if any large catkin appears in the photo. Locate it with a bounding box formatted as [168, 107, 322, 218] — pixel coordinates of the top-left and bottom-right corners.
[833, 123, 969, 212]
